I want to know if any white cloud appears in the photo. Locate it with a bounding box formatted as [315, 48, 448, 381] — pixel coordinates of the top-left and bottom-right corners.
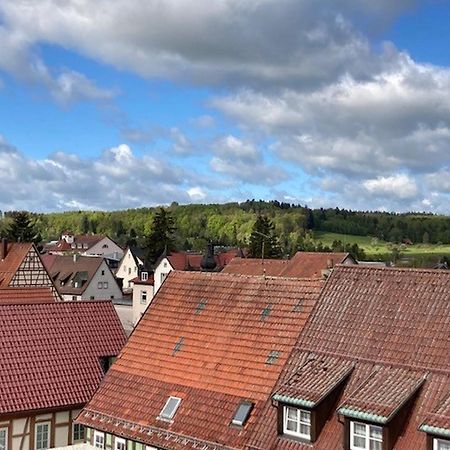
[363, 174, 419, 199]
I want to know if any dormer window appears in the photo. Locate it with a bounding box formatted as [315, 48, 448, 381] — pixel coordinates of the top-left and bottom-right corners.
[434, 438, 450, 450]
[283, 406, 311, 440]
[231, 401, 253, 426]
[158, 396, 181, 421]
[350, 421, 382, 450]
[141, 271, 148, 281]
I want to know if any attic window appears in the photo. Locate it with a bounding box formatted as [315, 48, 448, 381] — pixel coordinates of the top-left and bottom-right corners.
[266, 351, 280, 365]
[434, 438, 450, 450]
[232, 401, 253, 426]
[141, 272, 148, 281]
[173, 337, 184, 355]
[261, 304, 272, 321]
[350, 421, 382, 450]
[195, 300, 207, 314]
[159, 396, 181, 421]
[283, 406, 311, 440]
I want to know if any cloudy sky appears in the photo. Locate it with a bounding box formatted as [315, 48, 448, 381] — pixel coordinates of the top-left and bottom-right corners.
[1, 0, 450, 213]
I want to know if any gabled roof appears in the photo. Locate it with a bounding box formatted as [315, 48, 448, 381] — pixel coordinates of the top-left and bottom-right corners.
[78, 271, 323, 449]
[223, 252, 354, 279]
[248, 265, 450, 450]
[0, 301, 126, 415]
[42, 255, 104, 294]
[0, 242, 33, 287]
[0, 287, 56, 305]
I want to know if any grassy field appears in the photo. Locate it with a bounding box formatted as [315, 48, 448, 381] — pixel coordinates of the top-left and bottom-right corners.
[313, 231, 450, 261]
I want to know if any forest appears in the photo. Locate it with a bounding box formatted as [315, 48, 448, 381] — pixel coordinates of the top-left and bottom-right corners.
[1, 200, 449, 264]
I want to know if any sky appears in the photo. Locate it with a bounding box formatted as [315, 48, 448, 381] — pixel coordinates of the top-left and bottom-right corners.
[1, 1, 450, 213]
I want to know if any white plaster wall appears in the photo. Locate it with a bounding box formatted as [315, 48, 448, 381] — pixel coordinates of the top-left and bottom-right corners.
[81, 261, 122, 301]
[153, 258, 173, 293]
[116, 249, 140, 289]
[132, 284, 154, 325]
[85, 238, 123, 259]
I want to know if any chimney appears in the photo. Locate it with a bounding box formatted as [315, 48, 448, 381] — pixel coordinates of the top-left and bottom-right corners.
[327, 258, 334, 269]
[201, 242, 217, 271]
[0, 238, 7, 260]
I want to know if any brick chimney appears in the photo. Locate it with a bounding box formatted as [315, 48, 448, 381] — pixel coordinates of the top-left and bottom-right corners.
[0, 238, 7, 260]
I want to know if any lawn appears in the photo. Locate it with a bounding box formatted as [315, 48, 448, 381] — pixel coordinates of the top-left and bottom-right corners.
[313, 231, 450, 261]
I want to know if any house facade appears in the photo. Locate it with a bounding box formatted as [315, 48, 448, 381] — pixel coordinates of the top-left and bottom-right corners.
[116, 247, 148, 291]
[0, 239, 59, 300]
[42, 255, 122, 301]
[0, 301, 126, 450]
[131, 273, 154, 325]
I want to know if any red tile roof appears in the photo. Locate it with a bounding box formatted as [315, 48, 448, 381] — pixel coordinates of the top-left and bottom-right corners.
[248, 265, 450, 450]
[163, 249, 243, 272]
[78, 271, 323, 449]
[0, 287, 56, 304]
[223, 252, 354, 279]
[0, 301, 126, 415]
[0, 243, 33, 287]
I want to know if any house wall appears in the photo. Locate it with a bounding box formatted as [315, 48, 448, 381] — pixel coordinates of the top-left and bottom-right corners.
[113, 303, 134, 336]
[153, 258, 173, 294]
[0, 408, 83, 450]
[81, 262, 122, 301]
[115, 250, 141, 290]
[84, 239, 123, 260]
[132, 284, 154, 326]
[85, 428, 158, 450]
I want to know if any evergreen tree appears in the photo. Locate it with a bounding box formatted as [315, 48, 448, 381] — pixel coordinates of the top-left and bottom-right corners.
[6, 211, 41, 243]
[248, 215, 282, 258]
[144, 208, 176, 266]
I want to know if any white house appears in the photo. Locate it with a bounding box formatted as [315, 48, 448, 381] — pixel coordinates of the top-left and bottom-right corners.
[42, 255, 123, 302]
[116, 247, 147, 291]
[131, 273, 154, 326]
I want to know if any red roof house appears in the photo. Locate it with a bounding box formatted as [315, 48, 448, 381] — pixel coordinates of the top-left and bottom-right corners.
[77, 271, 323, 449]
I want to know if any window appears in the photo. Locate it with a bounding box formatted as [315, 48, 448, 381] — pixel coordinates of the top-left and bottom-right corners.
[141, 272, 148, 281]
[110, 295, 115, 300]
[163, 262, 167, 268]
[94, 431, 105, 449]
[161, 273, 167, 283]
[101, 270, 105, 276]
[90, 296, 95, 300]
[350, 421, 382, 450]
[72, 296, 77, 301]
[73, 423, 85, 442]
[232, 402, 253, 426]
[35, 423, 50, 450]
[434, 439, 450, 450]
[83, 243, 88, 249]
[98, 281, 103, 289]
[103, 282, 108, 289]
[159, 396, 182, 421]
[102, 244, 109, 249]
[141, 291, 147, 304]
[283, 406, 311, 440]
[0, 427, 8, 450]
[128, 268, 131, 275]
[115, 437, 126, 450]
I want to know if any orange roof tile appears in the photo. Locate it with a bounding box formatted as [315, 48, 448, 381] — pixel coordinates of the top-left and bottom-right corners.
[0, 243, 33, 287]
[78, 271, 323, 449]
[0, 287, 56, 304]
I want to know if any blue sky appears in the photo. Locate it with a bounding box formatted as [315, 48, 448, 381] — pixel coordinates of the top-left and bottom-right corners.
[1, 0, 450, 213]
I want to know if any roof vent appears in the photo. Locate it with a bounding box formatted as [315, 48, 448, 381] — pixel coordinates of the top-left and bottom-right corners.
[261, 304, 272, 321]
[266, 350, 280, 365]
[195, 300, 207, 314]
[172, 337, 184, 356]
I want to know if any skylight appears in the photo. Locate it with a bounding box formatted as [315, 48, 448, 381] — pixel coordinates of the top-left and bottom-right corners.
[232, 401, 253, 426]
[172, 337, 184, 356]
[159, 396, 181, 421]
[293, 299, 303, 312]
[261, 304, 272, 321]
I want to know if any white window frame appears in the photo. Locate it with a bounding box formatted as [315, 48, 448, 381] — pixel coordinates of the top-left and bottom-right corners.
[98, 281, 103, 289]
[0, 427, 8, 450]
[434, 438, 450, 450]
[35, 422, 50, 450]
[158, 396, 182, 421]
[114, 437, 126, 450]
[103, 282, 108, 289]
[283, 406, 311, 440]
[72, 423, 85, 442]
[94, 431, 105, 449]
[140, 291, 147, 304]
[350, 421, 382, 450]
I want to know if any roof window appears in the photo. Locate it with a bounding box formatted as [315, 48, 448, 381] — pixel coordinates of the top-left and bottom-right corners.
[195, 300, 207, 314]
[159, 396, 181, 421]
[266, 350, 280, 365]
[231, 401, 253, 426]
[172, 337, 184, 356]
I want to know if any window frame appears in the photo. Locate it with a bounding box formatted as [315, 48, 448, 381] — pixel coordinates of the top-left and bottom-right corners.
[72, 423, 85, 443]
[140, 290, 147, 304]
[434, 438, 450, 450]
[350, 420, 383, 450]
[158, 396, 182, 421]
[282, 405, 311, 441]
[35, 422, 51, 450]
[114, 437, 126, 450]
[94, 430, 105, 449]
[103, 281, 109, 289]
[0, 426, 8, 450]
